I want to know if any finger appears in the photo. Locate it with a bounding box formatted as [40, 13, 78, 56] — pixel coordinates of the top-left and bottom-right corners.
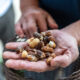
[3, 51, 20, 59]
[27, 17, 37, 37]
[47, 15, 58, 29]
[5, 60, 49, 72]
[5, 42, 27, 49]
[51, 50, 72, 68]
[36, 14, 47, 32]
[54, 47, 68, 56]
[23, 17, 37, 38]
[15, 21, 24, 37]
[22, 21, 30, 38]
[70, 46, 79, 62]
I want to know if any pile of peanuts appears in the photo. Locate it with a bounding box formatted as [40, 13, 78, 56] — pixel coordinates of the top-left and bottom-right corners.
[16, 32, 56, 65]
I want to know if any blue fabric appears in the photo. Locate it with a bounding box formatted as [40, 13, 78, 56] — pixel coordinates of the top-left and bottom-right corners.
[24, 0, 79, 80]
[39, 0, 80, 28]
[0, 0, 12, 17]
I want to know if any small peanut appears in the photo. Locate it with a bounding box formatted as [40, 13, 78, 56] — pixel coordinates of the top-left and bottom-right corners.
[45, 32, 51, 36]
[40, 36, 43, 41]
[46, 57, 53, 65]
[27, 55, 38, 61]
[21, 50, 28, 58]
[50, 53, 56, 58]
[26, 37, 34, 44]
[40, 52, 46, 59]
[41, 46, 54, 53]
[16, 46, 24, 53]
[35, 50, 46, 59]
[33, 32, 41, 38]
[48, 36, 55, 42]
[48, 41, 56, 48]
[46, 54, 56, 65]
[41, 32, 46, 36]
[43, 36, 49, 44]
[36, 41, 44, 49]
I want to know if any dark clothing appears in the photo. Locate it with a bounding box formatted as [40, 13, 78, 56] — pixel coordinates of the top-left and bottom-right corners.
[0, 5, 15, 44]
[0, 5, 15, 80]
[24, 0, 79, 80]
[39, 0, 80, 28]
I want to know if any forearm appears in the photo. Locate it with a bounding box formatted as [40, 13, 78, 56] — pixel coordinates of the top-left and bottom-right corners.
[61, 20, 80, 46]
[20, 0, 39, 13]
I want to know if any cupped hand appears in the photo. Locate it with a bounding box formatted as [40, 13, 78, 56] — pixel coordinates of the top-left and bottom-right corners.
[15, 7, 58, 38]
[3, 42, 57, 72]
[49, 30, 79, 68]
[3, 30, 79, 72]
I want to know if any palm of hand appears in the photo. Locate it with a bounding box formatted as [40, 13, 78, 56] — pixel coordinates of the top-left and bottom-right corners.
[3, 30, 79, 72]
[50, 30, 79, 67]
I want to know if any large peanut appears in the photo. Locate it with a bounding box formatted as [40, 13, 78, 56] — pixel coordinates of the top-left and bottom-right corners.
[21, 50, 28, 58]
[29, 38, 40, 48]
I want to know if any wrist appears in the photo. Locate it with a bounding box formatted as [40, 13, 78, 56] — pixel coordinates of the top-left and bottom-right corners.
[21, 6, 39, 13]
[20, 0, 39, 13]
[61, 21, 80, 46]
[21, 6, 40, 17]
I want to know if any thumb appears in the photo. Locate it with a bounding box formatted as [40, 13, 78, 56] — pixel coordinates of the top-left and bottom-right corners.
[47, 15, 58, 29]
[15, 22, 24, 37]
[54, 47, 68, 56]
[51, 50, 72, 68]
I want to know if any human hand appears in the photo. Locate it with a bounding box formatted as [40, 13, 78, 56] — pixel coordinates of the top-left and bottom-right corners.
[49, 30, 79, 68]
[3, 42, 57, 72]
[15, 7, 58, 38]
[3, 30, 78, 72]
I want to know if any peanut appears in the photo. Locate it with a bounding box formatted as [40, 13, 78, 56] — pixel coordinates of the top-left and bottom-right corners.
[46, 57, 53, 65]
[26, 37, 34, 44]
[41, 46, 54, 53]
[48, 41, 56, 48]
[29, 38, 40, 48]
[40, 52, 46, 59]
[21, 50, 28, 58]
[50, 53, 56, 58]
[16, 46, 24, 53]
[40, 36, 43, 41]
[48, 36, 55, 42]
[45, 32, 51, 36]
[43, 36, 49, 44]
[41, 32, 46, 36]
[33, 32, 41, 38]
[27, 55, 38, 61]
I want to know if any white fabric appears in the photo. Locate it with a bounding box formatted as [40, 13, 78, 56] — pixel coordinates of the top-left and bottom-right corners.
[0, 0, 12, 17]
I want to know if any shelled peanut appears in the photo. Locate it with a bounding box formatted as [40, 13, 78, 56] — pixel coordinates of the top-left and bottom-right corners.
[16, 32, 56, 65]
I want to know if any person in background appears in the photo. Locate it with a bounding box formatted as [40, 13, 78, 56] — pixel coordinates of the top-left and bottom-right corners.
[0, 0, 15, 44]
[15, 0, 58, 38]
[0, 0, 58, 80]
[3, 0, 80, 80]
[0, 0, 15, 80]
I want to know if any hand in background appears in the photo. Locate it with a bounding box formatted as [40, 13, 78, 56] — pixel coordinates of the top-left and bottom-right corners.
[15, 7, 58, 38]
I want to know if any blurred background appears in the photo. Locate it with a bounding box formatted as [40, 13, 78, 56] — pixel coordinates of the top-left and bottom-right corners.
[0, 0, 21, 62]
[0, 0, 21, 80]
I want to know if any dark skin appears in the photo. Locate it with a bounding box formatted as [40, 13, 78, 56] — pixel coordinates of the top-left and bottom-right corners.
[3, 20, 80, 72]
[15, 0, 58, 38]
